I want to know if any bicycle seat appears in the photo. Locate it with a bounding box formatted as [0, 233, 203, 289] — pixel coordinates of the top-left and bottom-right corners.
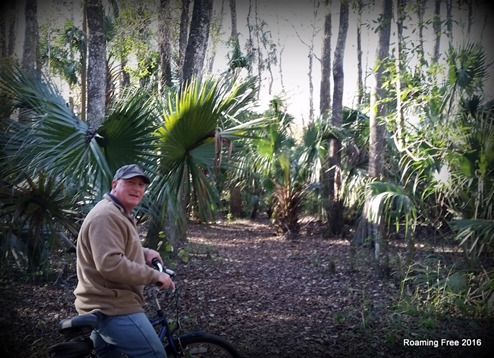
[48, 340, 92, 358]
[58, 313, 98, 338]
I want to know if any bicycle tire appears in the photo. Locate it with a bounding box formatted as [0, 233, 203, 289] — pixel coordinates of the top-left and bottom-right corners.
[165, 332, 241, 358]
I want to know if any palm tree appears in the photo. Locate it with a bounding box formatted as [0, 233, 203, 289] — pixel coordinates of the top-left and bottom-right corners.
[0, 64, 265, 266]
[0, 171, 80, 274]
[225, 97, 295, 220]
[447, 99, 494, 267]
[149, 74, 264, 243]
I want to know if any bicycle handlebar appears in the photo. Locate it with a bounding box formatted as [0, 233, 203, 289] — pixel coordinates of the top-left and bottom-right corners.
[151, 258, 176, 287]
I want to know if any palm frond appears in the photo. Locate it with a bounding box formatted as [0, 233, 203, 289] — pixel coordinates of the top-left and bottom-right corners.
[451, 219, 494, 256]
[0, 63, 112, 193]
[0, 171, 80, 271]
[156, 78, 219, 166]
[152, 75, 259, 224]
[98, 89, 159, 175]
[367, 181, 417, 235]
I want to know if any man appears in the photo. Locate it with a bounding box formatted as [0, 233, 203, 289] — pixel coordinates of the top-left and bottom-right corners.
[74, 164, 174, 357]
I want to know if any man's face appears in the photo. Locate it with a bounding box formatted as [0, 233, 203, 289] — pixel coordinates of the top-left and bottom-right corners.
[111, 176, 147, 212]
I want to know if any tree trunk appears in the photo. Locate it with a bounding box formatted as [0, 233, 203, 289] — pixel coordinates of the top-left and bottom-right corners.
[179, 0, 190, 81]
[306, 5, 318, 124]
[416, 0, 426, 74]
[206, 0, 225, 74]
[368, 0, 391, 179]
[432, 0, 441, 63]
[325, 0, 348, 236]
[254, 0, 262, 93]
[0, 0, 18, 59]
[159, 0, 173, 90]
[0, 9, 6, 58]
[225, 0, 243, 218]
[229, 184, 242, 218]
[19, 0, 39, 125]
[368, 0, 392, 275]
[319, 0, 332, 116]
[229, 0, 238, 41]
[85, 0, 106, 128]
[465, 0, 473, 33]
[108, 0, 130, 91]
[182, 0, 213, 83]
[319, 1, 332, 231]
[356, 0, 364, 106]
[81, 8, 87, 121]
[445, 0, 453, 41]
[395, 0, 405, 150]
[21, 0, 39, 71]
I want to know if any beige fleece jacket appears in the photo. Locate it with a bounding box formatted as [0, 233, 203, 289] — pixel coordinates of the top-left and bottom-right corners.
[74, 194, 161, 315]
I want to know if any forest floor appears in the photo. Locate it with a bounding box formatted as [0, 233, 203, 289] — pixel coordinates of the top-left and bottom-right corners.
[1, 218, 493, 358]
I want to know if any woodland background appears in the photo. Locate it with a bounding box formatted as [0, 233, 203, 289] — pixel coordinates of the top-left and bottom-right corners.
[1, 0, 494, 357]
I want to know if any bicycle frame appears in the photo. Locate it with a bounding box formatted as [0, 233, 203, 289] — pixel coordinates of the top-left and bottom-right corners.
[148, 288, 182, 355]
[50, 262, 240, 358]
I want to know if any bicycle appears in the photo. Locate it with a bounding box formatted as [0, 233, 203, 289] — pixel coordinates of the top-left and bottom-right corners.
[48, 259, 240, 357]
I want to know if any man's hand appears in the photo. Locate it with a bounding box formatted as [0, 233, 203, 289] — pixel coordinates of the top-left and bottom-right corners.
[157, 271, 175, 291]
[144, 248, 162, 266]
[144, 248, 175, 290]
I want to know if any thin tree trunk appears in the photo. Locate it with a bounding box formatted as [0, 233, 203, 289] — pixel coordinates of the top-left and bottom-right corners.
[276, 21, 285, 94]
[228, 0, 244, 217]
[306, 1, 320, 124]
[18, 0, 38, 125]
[293, 0, 320, 123]
[229, 0, 238, 41]
[416, 0, 426, 73]
[1, 0, 18, 59]
[395, 0, 405, 150]
[179, 0, 191, 80]
[308, 38, 315, 123]
[108, 0, 130, 91]
[395, 0, 415, 264]
[81, 8, 87, 121]
[159, 0, 173, 90]
[356, 0, 364, 106]
[432, 0, 441, 63]
[445, 0, 453, 41]
[21, 0, 39, 71]
[368, 2, 391, 179]
[85, 0, 106, 128]
[319, 0, 332, 117]
[326, 0, 348, 236]
[368, 0, 392, 275]
[253, 0, 263, 96]
[206, 0, 225, 74]
[245, 0, 257, 98]
[0, 11, 6, 59]
[465, 0, 473, 33]
[319, 0, 332, 233]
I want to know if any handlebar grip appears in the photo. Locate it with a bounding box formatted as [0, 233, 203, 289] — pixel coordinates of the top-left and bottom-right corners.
[151, 258, 163, 272]
[151, 258, 176, 278]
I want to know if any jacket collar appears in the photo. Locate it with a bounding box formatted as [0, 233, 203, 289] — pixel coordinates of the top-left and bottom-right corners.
[104, 193, 136, 224]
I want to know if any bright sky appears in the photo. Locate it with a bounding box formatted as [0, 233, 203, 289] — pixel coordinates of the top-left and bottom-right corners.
[212, 0, 494, 125]
[12, 0, 494, 127]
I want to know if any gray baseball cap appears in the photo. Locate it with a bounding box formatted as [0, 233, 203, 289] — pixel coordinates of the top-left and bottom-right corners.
[113, 164, 151, 184]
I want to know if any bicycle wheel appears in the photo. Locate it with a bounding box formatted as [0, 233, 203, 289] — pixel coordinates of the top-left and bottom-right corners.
[166, 332, 241, 358]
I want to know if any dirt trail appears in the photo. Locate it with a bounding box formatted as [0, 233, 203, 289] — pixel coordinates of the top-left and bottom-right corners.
[1, 220, 493, 357]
